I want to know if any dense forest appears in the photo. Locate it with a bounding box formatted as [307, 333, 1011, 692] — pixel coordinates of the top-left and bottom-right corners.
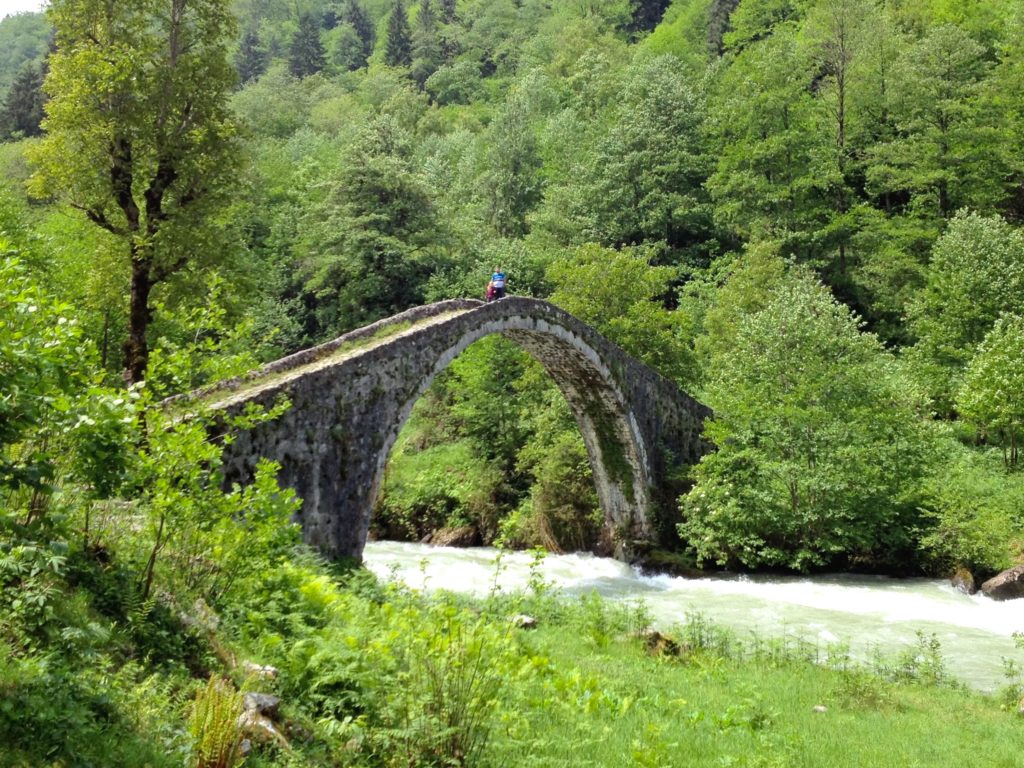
[2, 0, 1024, 764]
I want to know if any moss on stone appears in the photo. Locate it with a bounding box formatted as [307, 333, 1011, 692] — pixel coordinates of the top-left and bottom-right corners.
[586, 401, 635, 499]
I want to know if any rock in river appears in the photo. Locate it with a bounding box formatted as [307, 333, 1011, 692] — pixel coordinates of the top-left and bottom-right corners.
[981, 565, 1024, 601]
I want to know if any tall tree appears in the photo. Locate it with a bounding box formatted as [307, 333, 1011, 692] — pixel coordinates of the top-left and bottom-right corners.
[801, 0, 873, 280]
[681, 270, 930, 571]
[385, 0, 413, 67]
[412, 0, 442, 88]
[478, 88, 543, 238]
[439, 0, 457, 24]
[0, 60, 46, 139]
[627, 0, 672, 35]
[707, 26, 829, 259]
[908, 211, 1024, 411]
[301, 117, 437, 334]
[344, 0, 375, 68]
[235, 28, 268, 83]
[29, 0, 241, 383]
[289, 12, 327, 77]
[957, 315, 1024, 471]
[868, 24, 1000, 219]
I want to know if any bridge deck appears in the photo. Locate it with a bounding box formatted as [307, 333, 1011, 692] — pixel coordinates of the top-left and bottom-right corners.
[201, 307, 475, 412]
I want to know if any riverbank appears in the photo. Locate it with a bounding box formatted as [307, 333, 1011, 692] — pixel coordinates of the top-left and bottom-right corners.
[203, 552, 1024, 767]
[511, 616, 1024, 768]
[4, 538, 1024, 767]
[364, 541, 1024, 692]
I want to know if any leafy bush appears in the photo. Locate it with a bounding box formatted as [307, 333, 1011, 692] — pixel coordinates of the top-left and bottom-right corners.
[909, 212, 1024, 411]
[228, 559, 534, 767]
[957, 314, 1024, 470]
[548, 243, 698, 387]
[918, 444, 1024, 577]
[375, 436, 501, 541]
[0, 253, 89, 495]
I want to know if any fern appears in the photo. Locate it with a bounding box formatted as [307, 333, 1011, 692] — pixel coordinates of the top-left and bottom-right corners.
[189, 676, 244, 768]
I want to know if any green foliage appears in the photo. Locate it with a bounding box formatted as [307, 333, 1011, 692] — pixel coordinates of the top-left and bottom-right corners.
[375, 435, 502, 541]
[548, 243, 698, 386]
[363, 599, 524, 765]
[917, 444, 1024, 577]
[30, 0, 242, 381]
[411, 0, 443, 88]
[477, 86, 544, 238]
[724, 0, 809, 51]
[0, 254, 88, 493]
[909, 211, 1024, 411]
[345, 0, 376, 69]
[642, 0, 715, 66]
[0, 60, 46, 140]
[0, 653, 185, 767]
[236, 28, 268, 83]
[290, 12, 328, 78]
[132, 400, 300, 603]
[300, 115, 438, 334]
[690, 243, 787, 369]
[957, 314, 1024, 470]
[681, 271, 932, 570]
[385, 0, 413, 66]
[502, 397, 602, 552]
[868, 25, 1004, 219]
[146, 275, 265, 399]
[0, 11, 50, 95]
[424, 60, 484, 104]
[538, 54, 712, 262]
[231, 561, 532, 767]
[707, 23, 827, 253]
[189, 676, 244, 768]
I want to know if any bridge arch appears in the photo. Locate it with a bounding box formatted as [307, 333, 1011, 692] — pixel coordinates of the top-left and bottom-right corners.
[197, 298, 710, 561]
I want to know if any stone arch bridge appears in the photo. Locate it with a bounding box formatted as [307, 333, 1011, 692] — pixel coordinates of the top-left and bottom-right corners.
[189, 298, 711, 561]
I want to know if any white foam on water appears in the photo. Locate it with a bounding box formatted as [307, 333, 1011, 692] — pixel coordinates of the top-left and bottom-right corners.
[363, 541, 1024, 690]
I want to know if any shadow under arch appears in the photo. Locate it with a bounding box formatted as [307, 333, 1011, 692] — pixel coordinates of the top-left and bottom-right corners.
[198, 298, 710, 562]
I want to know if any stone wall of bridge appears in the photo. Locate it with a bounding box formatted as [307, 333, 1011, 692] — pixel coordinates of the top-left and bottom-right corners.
[189, 298, 711, 561]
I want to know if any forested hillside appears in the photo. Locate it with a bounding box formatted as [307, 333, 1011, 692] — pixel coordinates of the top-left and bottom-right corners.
[3, 0, 1023, 570]
[2, 1, 1024, 762]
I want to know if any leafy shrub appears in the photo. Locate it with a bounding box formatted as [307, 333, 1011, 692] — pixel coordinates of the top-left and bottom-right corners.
[918, 444, 1024, 577]
[957, 314, 1024, 470]
[375, 437, 501, 541]
[0, 651, 184, 767]
[424, 61, 484, 105]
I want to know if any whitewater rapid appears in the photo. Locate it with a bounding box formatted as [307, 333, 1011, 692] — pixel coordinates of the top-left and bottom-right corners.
[364, 541, 1024, 691]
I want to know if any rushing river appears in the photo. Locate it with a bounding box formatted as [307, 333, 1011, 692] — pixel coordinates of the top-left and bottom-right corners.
[364, 541, 1024, 692]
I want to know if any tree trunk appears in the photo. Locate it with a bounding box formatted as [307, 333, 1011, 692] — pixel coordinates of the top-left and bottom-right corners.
[124, 245, 153, 383]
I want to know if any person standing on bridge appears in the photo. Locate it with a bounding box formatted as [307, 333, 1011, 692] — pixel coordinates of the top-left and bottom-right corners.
[489, 266, 507, 301]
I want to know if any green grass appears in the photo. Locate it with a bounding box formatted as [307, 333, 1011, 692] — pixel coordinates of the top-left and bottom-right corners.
[226, 548, 1024, 768]
[6, 530, 1023, 768]
[505, 626, 1023, 767]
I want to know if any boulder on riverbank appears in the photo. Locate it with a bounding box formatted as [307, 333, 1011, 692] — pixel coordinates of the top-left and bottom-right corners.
[951, 566, 977, 595]
[981, 565, 1024, 601]
[632, 628, 681, 658]
[428, 525, 480, 547]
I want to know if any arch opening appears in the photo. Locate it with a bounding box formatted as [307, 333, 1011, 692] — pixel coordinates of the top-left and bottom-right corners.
[369, 324, 653, 558]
